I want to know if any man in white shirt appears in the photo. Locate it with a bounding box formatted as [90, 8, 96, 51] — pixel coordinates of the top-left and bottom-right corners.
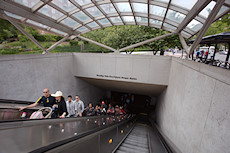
[66, 95, 75, 117]
[75, 95, 84, 117]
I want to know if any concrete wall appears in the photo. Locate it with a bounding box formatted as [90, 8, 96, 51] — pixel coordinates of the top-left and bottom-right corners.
[156, 57, 230, 153]
[0, 53, 105, 106]
[1, 52, 230, 152]
[73, 53, 171, 86]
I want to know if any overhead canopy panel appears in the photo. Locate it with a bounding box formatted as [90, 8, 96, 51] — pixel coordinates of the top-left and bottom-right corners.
[0, 0, 229, 39]
[188, 32, 230, 44]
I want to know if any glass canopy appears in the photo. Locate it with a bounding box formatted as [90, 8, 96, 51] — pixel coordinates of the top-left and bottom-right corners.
[0, 0, 229, 38]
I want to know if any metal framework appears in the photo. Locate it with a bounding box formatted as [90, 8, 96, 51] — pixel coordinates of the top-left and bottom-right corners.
[2, 13, 47, 54]
[46, 35, 69, 53]
[189, 0, 226, 55]
[119, 33, 174, 52]
[178, 33, 189, 57]
[0, 0, 229, 54]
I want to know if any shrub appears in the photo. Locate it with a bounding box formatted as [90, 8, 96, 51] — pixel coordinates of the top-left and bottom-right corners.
[35, 35, 46, 42]
[69, 40, 79, 46]
[21, 43, 27, 49]
[18, 34, 29, 42]
[53, 35, 62, 41]
[0, 48, 19, 54]
[42, 42, 52, 48]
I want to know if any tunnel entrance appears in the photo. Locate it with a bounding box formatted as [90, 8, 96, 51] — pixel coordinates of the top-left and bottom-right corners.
[107, 91, 155, 115]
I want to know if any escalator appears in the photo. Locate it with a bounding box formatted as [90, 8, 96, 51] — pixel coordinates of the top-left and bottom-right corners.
[115, 124, 150, 153]
[0, 109, 172, 153]
[113, 115, 171, 153]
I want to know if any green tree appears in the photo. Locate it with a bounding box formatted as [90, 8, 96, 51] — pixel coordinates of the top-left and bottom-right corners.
[205, 13, 230, 36]
[0, 19, 19, 42]
[83, 25, 182, 51]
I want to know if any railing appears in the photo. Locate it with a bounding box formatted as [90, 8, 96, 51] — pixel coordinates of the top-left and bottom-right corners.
[38, 115, 136, 153]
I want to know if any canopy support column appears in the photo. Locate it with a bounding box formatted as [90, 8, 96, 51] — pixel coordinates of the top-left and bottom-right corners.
[76, 35, 119, 53]
[81, 40, 84, 52]
[3, 13, 47, 54]
[46, 35, 69, 53]
[178, 33, 189, 58]
[212, 43, 218, 64]
[119, 33, 174, 52]
[189, 0, 225, 55]
[225, 43, 230, 67]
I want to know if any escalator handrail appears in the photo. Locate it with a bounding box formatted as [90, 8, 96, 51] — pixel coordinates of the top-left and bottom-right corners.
[30, 115, 135, 153]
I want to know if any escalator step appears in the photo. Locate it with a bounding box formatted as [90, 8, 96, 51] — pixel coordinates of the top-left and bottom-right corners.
[126, 136, 147, 140]
[125, 138, 148, 145]
[124, 140, 148, 147]
[128, 135, 147, 139]
[121, 143, 149, 152]
[115, 150, 127, 153]
[123, 140, 148, 148]
[115, 124, 150, 153]
[118, 146, 148, 153]
[130, 134, 146, 137]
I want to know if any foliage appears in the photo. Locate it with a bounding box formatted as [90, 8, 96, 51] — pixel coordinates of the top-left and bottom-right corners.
[5, 41, 53, 53]
[205, 13, 230, 36]
[37, 34, 62, 42]
[69, 40, 79, 46]
[0, 13, 229, 55]
[83, 25, 182, 50]
[0, 47, 19, 55]
[17, 26, 62, 42]
[0, 19, 19, 42]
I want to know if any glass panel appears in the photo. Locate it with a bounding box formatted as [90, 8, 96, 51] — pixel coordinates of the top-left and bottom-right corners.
[149, 5, 166, 17]
[98, 18, 110, 24]
[115, 3, 132, 12]
[122, 16, 135, 22]
[26, 19, 48, 29]
[61, 17, 79, 28]
[12, 0, 40, 8]
[50, 28, 66, 35]
[5, 11, 22, 20]
[217, 6, 228, 17]
[149, 19, 162, 25]
[171, 0, 198, 10]
[100, 4, 117, 14]
[136, 17, 148, 23]
[181, 30, 191, 38]
[74, 0, 91, 6]
[166, 9, 185, 23]
[77, 26, 88, 32]
[110, 17, 122, 23]
[73, 11, 90, 22]
[164, 23, 177, 30]
[133, 3, 147, 13]
[186, 19, 202, 32]
[86, 7, 103, 17]
[51, 0, 76, 12]
[87, 22, 99, 28]
[199, 1, 215, 18]
[38, 5, 64, 20]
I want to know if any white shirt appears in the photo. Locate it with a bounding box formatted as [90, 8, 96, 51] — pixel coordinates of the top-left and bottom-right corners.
[75, 100, 84, 115]
[66, 100, 75, 117]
